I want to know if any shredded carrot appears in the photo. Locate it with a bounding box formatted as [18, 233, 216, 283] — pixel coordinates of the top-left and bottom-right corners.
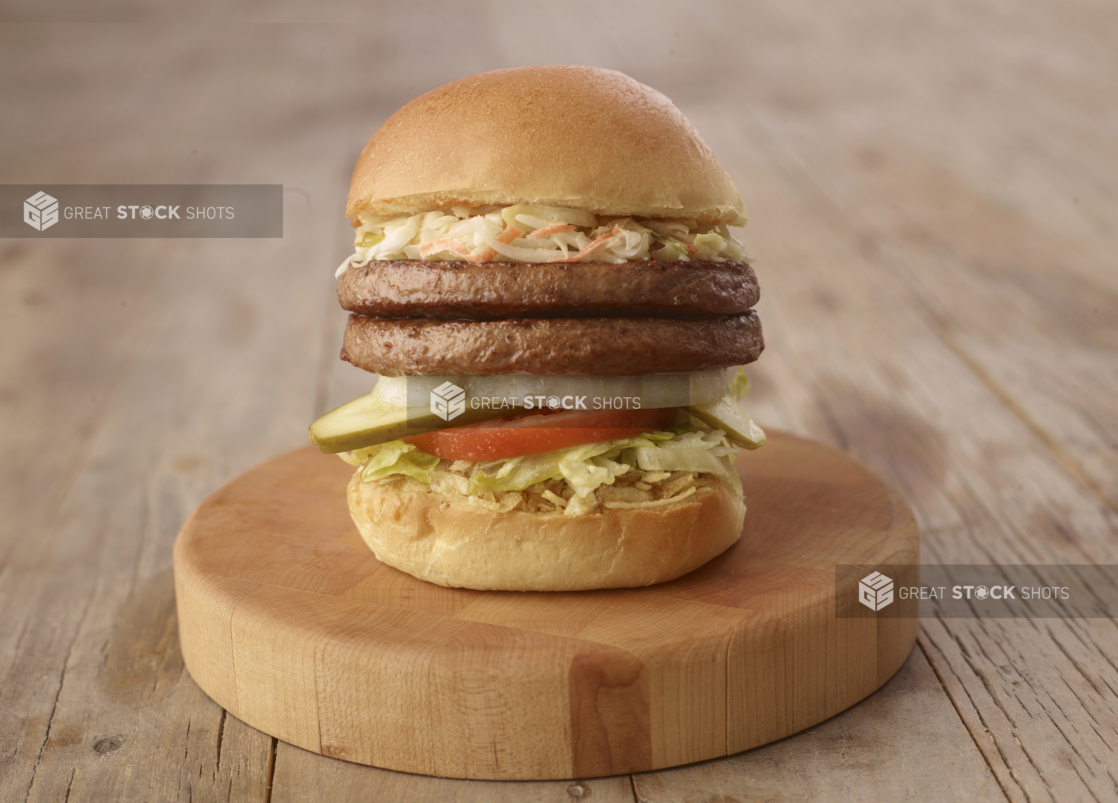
[418, 238, 472, 259]
[462, 249, 494, 263]
[466, 225, 522, 262]
[527, 223, 575, 239]
[673, 236, 698, 255]
[547, 226, 624, 263]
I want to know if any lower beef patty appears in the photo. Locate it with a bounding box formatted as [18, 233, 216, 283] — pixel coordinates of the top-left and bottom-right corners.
[341, 310, 763, 376]
[338, 260, 759, 320]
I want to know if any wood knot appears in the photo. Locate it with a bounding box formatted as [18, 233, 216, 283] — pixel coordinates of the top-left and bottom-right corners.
[93, 736, 124, 755]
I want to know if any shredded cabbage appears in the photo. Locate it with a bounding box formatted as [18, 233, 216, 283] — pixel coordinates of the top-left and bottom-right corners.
[345, 427, 741, 516]
[335, 205, 749, 276]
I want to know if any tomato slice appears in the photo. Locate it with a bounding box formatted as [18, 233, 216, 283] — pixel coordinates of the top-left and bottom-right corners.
[404, 407, 684, 461]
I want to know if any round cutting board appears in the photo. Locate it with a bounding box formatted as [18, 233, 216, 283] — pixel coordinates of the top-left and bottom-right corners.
[174, 431, 918, 780]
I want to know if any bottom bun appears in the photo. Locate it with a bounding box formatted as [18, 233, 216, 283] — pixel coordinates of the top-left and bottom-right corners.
[346, 471, 746, 591]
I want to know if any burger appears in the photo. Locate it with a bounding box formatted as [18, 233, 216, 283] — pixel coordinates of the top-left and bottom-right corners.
[309, 65, 765, 591]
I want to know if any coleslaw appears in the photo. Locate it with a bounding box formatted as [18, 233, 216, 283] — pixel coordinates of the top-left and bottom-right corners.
[336, 205, 749, 277]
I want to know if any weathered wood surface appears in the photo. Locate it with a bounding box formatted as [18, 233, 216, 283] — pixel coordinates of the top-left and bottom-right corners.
[1, 3, 1115, 801]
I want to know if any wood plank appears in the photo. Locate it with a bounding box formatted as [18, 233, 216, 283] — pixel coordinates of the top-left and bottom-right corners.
[757, 128, 1118, 799]
[0, 97, 342, 800]
[680, 96, 1118, 800]
[633, 645, 1005, 803]
[0, 238, 165, 801]
[775, 142, 1118, 515]
[270, 743, 637, 803]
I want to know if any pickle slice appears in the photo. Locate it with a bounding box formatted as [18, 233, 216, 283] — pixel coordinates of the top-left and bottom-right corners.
[686, 396, 766, 449]
[309, 390, 517, 454]
[309, 392, 410, 454]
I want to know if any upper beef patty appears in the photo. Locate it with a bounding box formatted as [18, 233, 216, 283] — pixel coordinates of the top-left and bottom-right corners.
[338, 260, 759, 320]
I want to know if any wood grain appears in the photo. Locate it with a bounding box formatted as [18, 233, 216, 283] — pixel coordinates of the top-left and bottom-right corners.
[633, 646, 1005, 803]
[174, 433, 918, 780]
[2, 2, 1115, 799]
[702, 96, 1118, 802]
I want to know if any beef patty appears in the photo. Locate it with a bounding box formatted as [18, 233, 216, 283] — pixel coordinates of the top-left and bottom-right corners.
[338, 260, 758, 320]
[341, 310, 763, 376]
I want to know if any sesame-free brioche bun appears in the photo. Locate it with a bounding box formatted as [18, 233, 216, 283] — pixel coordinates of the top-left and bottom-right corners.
[347, 471, 746, 592]
[347, 65, 747, 226]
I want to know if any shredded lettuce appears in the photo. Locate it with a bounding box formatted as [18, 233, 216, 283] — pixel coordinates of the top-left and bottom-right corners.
[345, 427, 742, 514]
[339, 441, 440, 483]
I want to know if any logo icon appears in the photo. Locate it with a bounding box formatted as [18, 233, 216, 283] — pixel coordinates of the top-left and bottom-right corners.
[24, 191, 59, 232]
[430, 381, 466, 422]
[859, 571, 894, 611]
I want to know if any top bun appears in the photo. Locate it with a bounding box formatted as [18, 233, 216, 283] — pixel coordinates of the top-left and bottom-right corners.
[348, 65, 747, 226]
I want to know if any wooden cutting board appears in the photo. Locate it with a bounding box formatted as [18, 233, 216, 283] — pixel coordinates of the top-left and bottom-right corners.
[174, 431, 918, 780]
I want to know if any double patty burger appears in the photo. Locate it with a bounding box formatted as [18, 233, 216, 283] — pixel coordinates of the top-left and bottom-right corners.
[310, 65, 765, 591]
